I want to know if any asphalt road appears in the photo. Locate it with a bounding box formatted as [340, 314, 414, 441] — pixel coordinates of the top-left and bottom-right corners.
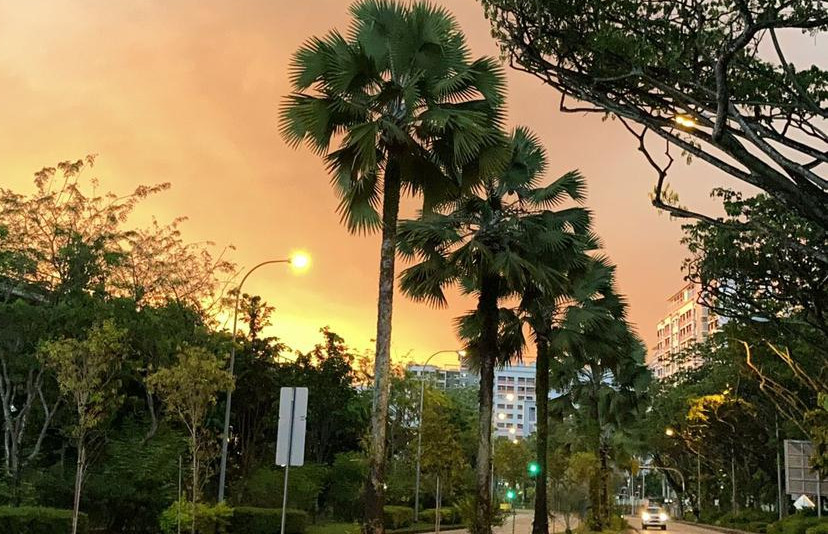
[423, 512, 725, 534]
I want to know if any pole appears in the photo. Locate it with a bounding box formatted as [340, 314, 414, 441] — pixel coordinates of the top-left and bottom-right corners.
[697, 450, 702, 519]
[177, 455, 182, 534]
[817, 475, 822, 518]
[414, 350, 459, 522]
[415, 378, 424, 523]
[435, 475, 441, 534]
[776, 414, 784, 520]
[512, 508, 516, 534]
[280, 388, 296, 534]
[218, 259, 296, 502]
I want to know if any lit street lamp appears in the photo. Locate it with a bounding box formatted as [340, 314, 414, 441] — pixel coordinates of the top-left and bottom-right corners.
[217, 252, 310, 503]
[666, 426, 701, 518]
[414, 349, 465, 522]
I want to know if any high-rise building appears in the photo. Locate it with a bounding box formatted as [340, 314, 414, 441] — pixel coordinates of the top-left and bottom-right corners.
[649, 282, 723, 379]
[406, 363, 477, 389]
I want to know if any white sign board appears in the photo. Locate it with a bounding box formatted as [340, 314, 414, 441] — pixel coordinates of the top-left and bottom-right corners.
[784, 440, 828, 495]
[276, 387, 308, 467]
[794, 495, 815, 510]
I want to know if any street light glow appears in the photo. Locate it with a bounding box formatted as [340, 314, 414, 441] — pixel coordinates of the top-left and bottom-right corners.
[498, 412, 506, 420]
[289, 251, 311, 271]
[665, 427, 675, 437]
[457, 350, 467, 357]
[505, 393, 515, 401]
[674, 115, 696, 128]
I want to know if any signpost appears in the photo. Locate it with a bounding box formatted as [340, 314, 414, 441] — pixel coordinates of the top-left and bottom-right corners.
[784, 440, 826, 518]
[276, 387, 308, 534]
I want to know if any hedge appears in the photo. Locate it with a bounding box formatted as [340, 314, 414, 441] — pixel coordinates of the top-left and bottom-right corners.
[420, 508, 460, 525]
[159, 501, 232, 534]
[231, 507, 308, 534]
[383, 506, 414, 530]
[768, 515, 825, 534]
[805, 522, 828, 534]
[0, 506, 87, 534]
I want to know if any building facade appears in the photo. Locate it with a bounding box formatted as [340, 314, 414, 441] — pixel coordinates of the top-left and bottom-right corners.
[649, 282, 722, 379]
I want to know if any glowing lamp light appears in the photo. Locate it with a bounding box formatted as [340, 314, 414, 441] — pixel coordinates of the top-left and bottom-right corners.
[505, 393, 515, 401]
[509, 427, 516, 435]
[289, 251, 311, 271]
[512, 439, 519, 444]
[665, 428, 675, 437]
[528, 461, 540, 477]
[506, 489, 516, 501]
[457, 350, 467, 357]
[674, 115, 696, 128]
[497, 413, 506, 421]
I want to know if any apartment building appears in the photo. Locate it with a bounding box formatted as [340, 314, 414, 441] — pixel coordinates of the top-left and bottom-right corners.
[649, 282, 722, 379]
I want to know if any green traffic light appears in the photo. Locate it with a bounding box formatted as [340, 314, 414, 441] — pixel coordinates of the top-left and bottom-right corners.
[528, 461, 540, 477]
[506, 489, 516, 500]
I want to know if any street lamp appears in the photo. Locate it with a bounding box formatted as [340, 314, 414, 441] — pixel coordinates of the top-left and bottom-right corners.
[666, 426, 701, 519]
[414, 349, 465, 522]
[217, 252, 310, 503]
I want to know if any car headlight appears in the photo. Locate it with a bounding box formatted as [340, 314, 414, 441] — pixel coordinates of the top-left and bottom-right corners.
[659, 513, 668, 521]
[642, 513, 651, 521]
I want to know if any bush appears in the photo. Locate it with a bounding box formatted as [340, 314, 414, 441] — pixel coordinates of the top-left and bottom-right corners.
[382, 506, 414, 529]
[420, 507, 459, 525]
[240, 464, 328, 514]
[159, 501, 233, 534]
[805, 522, 828, 534]
[327, 452, 366, 522]
[0, 506, 88, 534]
[231, 507, 308, 534]
[768, 514, 825, 534]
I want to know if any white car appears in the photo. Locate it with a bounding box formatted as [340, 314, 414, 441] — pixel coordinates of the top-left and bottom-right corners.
[641, 507, 668, 530]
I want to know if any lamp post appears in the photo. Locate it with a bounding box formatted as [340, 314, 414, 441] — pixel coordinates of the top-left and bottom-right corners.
[666, 427, 701, 519]
[217, 252, 310, 503]
[413, 349, 465, 522]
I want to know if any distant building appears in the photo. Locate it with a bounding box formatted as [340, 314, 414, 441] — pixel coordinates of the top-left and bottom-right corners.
[649, 282, 723, 379]
[407, 356, 561, 441]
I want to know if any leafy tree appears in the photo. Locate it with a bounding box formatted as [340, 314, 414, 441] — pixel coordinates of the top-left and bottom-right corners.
[482, 0, 828, 227]
[418, 388, 470, 504]
[279, 2, 505, 528]
[39, 320, 127, 534]
[147, 347, 234, 520]
[398, 127, 591, 534]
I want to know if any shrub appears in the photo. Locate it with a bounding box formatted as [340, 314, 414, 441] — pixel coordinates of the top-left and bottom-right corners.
[0, 506, 88, 534]
[241, 464, 328, 513]
[159, 500, 233, 534]
[231, 507, 308, 534]
[382, 506, 414, 529]
[327, 452, 366, 521]
[420, 507, 459, 525]
[805, 522, 828, 534]
[768, 514, 824, 534]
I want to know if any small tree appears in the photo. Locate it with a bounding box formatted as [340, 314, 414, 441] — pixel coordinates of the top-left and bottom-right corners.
[39, 320, 127, 534]
[147, 347, 234, 514]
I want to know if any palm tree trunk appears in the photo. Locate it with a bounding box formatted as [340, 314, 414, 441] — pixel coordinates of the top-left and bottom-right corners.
[532, 336, 550, 534]
[472, 276, 499, 534]
[364, 159, 402, 534]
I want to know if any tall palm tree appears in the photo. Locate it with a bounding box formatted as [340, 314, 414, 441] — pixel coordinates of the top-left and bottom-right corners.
[549, 289, 649, 531]
[521, 255, 620, 533]
[397, 127, 590, 534]
[279, 2, 504, 530]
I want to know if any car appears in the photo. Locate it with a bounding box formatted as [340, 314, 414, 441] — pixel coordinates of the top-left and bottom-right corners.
[641, 507, 668, 530]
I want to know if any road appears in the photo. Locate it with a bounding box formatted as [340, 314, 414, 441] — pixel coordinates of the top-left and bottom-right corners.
[422, 512, 725, 534]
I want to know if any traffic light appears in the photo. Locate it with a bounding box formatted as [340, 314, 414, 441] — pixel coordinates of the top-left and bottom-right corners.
[506, 489, 516, 501]
[528, 461, 540, 477]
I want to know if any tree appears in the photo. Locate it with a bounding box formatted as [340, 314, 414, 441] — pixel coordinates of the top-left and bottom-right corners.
[279, 2, 506, 529]
[147, 347, 234, 523]
[39, 320, 127, 534]
[482, 0, 828, 228]
[418, 388, 470, 505]
[398, 127, 591, 534]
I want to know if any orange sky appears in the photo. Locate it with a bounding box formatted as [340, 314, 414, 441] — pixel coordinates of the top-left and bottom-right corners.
[2, 1, 819, 368]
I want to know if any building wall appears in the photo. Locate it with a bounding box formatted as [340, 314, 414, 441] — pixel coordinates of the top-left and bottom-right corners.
[649, 282, 720, 379]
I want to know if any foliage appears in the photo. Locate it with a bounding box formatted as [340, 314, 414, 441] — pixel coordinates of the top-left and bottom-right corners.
[420, 508, 460, 525]
[240, 464, 328, 513]
[768, 515, 826, 534]
[382, 506, 414, 530]
[326, 452, 367, 521]
[280, 2, 507, 528]
[482, 0, 828, 227]
[0, 506, 87, 534]
[231, 507, 309, 534]
[159, 500, 233, 534]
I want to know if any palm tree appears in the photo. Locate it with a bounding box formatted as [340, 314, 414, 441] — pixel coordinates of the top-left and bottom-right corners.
[521, 256, 620, 533]
[279, 2, 504, 529]
[549, 290, 649, 531]
[397, 127, 590, 534]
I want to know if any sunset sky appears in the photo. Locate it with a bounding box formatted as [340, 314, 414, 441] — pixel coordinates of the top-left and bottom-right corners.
[2, 0, 819, 368]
